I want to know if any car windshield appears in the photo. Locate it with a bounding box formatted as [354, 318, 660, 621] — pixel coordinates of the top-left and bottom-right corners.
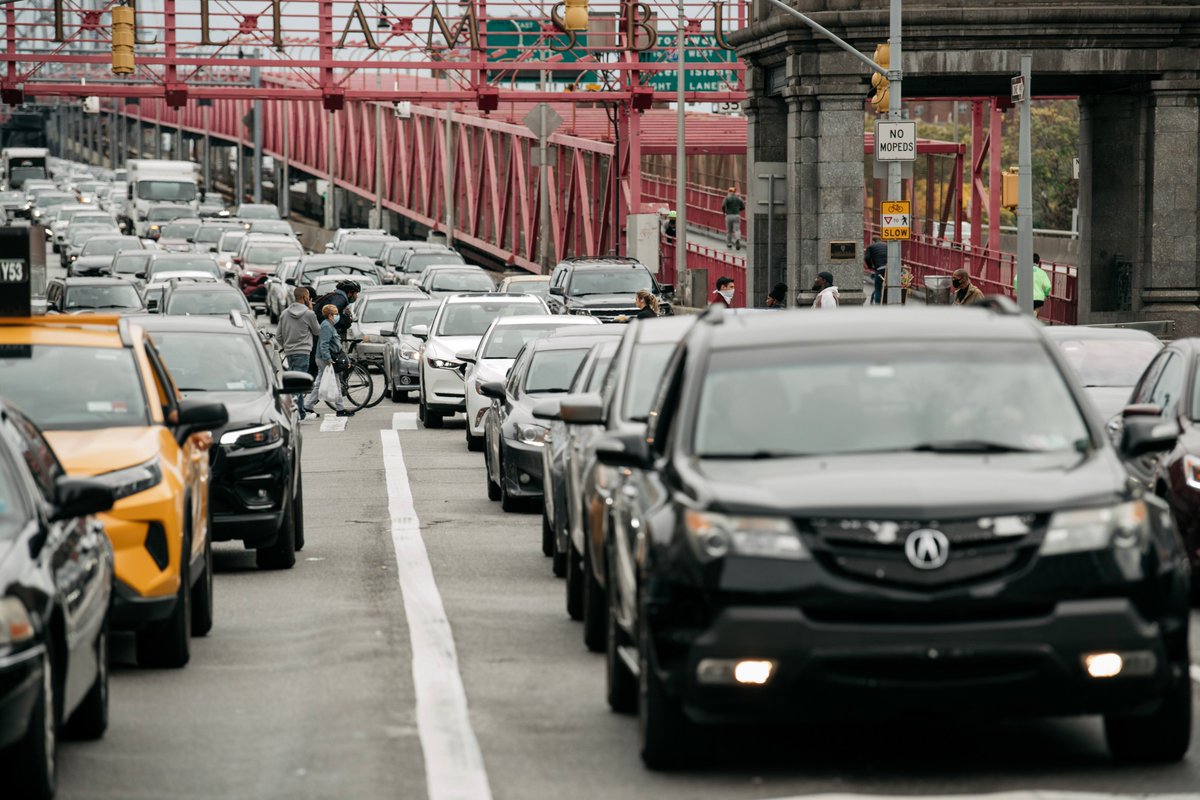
[692, 342, 1092, 459]
[81, 238, 138, 257]
[504, 280, 550, 297]
[361, 296, 415, 323]
[250, 220, 293, 235]
[11, 166, 45, 186]
[151, 332, 265, 392]
[524, 349, 589, 394]
[69, 227, 115, 246]
[64, 284, 142, 310]
[150, 259, 221, 279]
[385, 247, 420, 266]
[237, 206, 278, 219]
[112, 253, 151, 275]
[344, 239, 395, 258]
[160, 220, 200, 239]
[147, 206, 192, 223]
[1055, 338, 1162, 388]
[217, 232, 246, 251]
[568, 268, 653, 296]
[0, 345, 149, 429]
[431, 272, 494, 293]
[401, 306, 437, 334]
[165, 291, 247, 315]
[483, 324, 562, 358]
[437, 302, 537, 336]
[622, 343, 678, 422]
[195, 225, 235, 244]
[246, 244, 302, 263]
[0, 191, 23, 203]
[407, 252, 464, 272]
[139, 181, 196, 202]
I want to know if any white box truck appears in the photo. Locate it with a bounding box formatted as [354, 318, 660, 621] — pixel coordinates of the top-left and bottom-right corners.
[123, 159, 199, 234]
[1, 147, 49, 189]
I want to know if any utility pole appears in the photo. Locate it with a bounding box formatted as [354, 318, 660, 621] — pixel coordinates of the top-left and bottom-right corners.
[884, 0, 903, 304]
[538, 72, 551, 272]
[251, 52, 263, 204]
[675, 0, 687, 292]
[1015, 53, 1034, 314]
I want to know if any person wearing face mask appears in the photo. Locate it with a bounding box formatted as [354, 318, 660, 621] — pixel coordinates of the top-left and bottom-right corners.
[811, 271, 840, 309]
[952, 268, 985, 306]
[710, 276, 735, 307]
[303, 304, 355, 417]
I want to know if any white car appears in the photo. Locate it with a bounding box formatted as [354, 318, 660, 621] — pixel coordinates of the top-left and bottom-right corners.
[348, 286, 428, 368]
[416, 293, 549, 428]
[460, 315, 601, 450]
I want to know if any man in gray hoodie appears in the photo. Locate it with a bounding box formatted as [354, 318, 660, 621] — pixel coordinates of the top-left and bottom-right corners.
[276, 287, 321, 420]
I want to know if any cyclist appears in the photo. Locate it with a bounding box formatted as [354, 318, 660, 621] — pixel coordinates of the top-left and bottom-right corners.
[303, 303, 355, 417]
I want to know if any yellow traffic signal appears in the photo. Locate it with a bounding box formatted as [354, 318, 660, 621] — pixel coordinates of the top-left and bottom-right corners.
[563, 0, 588, 31]
[1002, 167, 1020, 210]
[868, 43, 890, 114]
[112, 4, 135, 75]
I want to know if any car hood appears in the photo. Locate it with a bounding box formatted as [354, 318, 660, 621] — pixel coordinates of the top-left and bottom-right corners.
[356, 321, 389, 337]
[179, 390, 271, 441]
[1083, 386, 1134, 424]
[44, 426, 163, 477]
[568, 293, 640, 308]
[693, 450, 1129, 518]
[427, 335, 483, 360]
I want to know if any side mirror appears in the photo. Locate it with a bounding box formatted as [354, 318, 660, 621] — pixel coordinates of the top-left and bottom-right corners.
[455, 349, 476, 363]
[549, 286, 565, 296]
[594, 433, 652, 470]
[232, 256, 243, 265]
[135, 272, 146, 280]
[209, 246, 218, 253]
[49, 477, 114, 522]
[174, 399, 229, 443]
[660, 283, 675, 296]
[1122, 403, 1162, 419]
[479, 381, 507, 400]
[275, 370, 314, 394]
[1120, 413, 1180, 459]
[560, 392, 605, 425]
[381, 328, 397, 337]
[411, 324, 429, 340]
[532, 399, 562, 421]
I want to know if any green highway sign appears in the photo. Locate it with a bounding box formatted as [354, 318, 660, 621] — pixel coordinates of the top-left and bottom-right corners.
[485, 19, 594, 83]
[639, 34, 737, 92]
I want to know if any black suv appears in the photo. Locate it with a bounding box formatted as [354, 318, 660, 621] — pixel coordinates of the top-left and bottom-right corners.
[132, 313, 312, 569]
[596, 303, 1193, 768]
[546, 257, 673, 321]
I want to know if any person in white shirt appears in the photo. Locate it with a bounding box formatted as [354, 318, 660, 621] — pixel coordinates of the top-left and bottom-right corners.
[812, 271, 840, 309]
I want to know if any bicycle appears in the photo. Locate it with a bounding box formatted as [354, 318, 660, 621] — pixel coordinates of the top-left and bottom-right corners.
[334, 340, 375, 411]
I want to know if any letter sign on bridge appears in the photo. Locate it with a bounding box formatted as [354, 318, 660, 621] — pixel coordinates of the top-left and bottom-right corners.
[875, 121, 917, 162]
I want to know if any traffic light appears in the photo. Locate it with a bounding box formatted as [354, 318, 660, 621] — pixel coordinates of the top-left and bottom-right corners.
[562, 0, 588, 31]
[1002, 167, 1020, 210]
[112, 3, 135, 75]
[867, 43, 890, 114]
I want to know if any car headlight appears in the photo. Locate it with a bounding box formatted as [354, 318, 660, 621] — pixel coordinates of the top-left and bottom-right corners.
[514, 422, 550, 446]
[0, 597, 34, 647]
[428, 357, 461, 370]
[1040, 500, 1150, 556]
[570, 307, 592, 316]
[219, 422, 282, 450]
[94, 456, 163, 501]
[685, 510, 809, 563]
[149, 224, 160, 231]
[361, 333, 383, 343]
[400, 348, 419, 361]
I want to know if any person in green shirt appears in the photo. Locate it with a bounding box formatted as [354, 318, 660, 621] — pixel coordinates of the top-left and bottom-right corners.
[722, 187, 745, 250]
[1014, 252, 1053, 317]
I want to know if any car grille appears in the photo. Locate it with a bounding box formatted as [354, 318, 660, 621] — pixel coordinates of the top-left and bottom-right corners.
[583, 307, 638, 322]
[802, 515, 1046, 589]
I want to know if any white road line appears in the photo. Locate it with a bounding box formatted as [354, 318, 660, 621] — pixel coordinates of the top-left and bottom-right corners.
[766, 795, 1200, 800]
[380, 429, 492, 800]
[392, 411, 418, 430]
[1191, 664, 1200, 685]
[319, 415, 348, 432]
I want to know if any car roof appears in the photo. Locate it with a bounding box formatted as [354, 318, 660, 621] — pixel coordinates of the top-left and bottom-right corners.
[0, 315, 133, 348]
[526, 337, 608, 354]
[360, 286, 425, 297]
[1042, 325, 1161, 344]
[490, 315, 580, 328]
[546, 326, 627, 339]
[241, 233, 296, 243]
[402, 299, 441, 310]
[502, 275, 550, 283]
[556, 257, 644, 269]
[631, 315, 697, 343]
[165, 282, 239, 293]
[61, 277, 131, 286]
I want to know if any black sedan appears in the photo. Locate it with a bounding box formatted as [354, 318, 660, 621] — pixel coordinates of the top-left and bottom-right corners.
[0, 400, 115, 799]
[481, 338, 595, 512]
[132, 313, 312, 569]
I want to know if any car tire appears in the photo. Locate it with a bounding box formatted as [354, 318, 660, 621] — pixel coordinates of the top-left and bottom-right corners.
[257, 490, 297, 570]
[639, 615, 692, 770]
[190, 533, 214, 636]
[466, 429, 484, 452]
[552, 547, 567, 578]
[499, 453, 520, 513]
[565, 545, 584, 621]
[606, 565, 637, 714]
[582, 541, 607, 652]
[136, 531, 191, 669]
[63, 625, 108, 740]
[422, 399, 443, 429]
[541, 513, 554, 558]
[1104, 664, 1193, 763]
[486, 436, 502, 501]
[7, 649, 57, 799]
[293, 472, 306, 552]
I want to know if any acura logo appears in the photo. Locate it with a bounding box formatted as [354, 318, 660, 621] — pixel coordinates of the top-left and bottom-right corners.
[905, 529, 950, 570]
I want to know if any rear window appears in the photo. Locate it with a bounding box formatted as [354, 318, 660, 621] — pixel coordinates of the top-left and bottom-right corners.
[483, 324, 562, 359]
[436, 302, 542, 336]
[431, 271, 494, 293]
[407, 252, 465, 272]
[401, 306, 437, 334]
[622, 343, 676, 422]
[246, 243, 303, 263]
[165, 290, 248, 316]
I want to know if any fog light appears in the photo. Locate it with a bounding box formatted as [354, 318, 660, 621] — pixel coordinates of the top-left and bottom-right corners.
[696, 658, 776, 686]
[518, 472, 531, 485]
[734, 660, 775, 685]
[1084, 652, 1123, 679]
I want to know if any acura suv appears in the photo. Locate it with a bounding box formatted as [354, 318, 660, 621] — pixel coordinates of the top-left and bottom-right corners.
[594, 302, 1193, 769]
[547, 257, 673, 321]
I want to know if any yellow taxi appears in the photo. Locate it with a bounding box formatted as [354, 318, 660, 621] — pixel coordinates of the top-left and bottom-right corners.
[0, 315, 227, 668]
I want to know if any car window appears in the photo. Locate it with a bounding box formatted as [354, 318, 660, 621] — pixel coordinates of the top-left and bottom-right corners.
[150, 259, 221, 279]
[152, 332, 266, 392]
[431, 272, 494, 293]
[81, 237, 139, 257]
[1148, 353, 1185, 417]
[436, 302, 540, 336]
[113, 252, 152, 275]
[584, 349, 616, 393]
[1055, 338, 1162, 388]
[691, 342, 1092, 459]
[217, 232, 246, 251]
[0, 444, 32, 539]
[1132, 352, 1170, 405]
[146, 205, 193, 221]
[482, 324, 561, 359]
[523, 349, 589, 395]
[567, 268, 653, 296]
[621, 342, 677, 423]
[165, 291, 248, 316]
[406, 252, 465, 272]
[361, 296, 415, 323]
[64, 283, 143, 310]
[506, 348, 530, 397]
[344, 239, 395, 259]
[246, 243, 303, 263]
[160, 220, 200, 239]
[0, 345, 150, 430]
[400, 306, 437, 334]
[7, 411, 64, 499]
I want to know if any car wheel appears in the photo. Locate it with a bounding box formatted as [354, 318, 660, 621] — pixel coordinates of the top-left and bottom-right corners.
[64, 625, 108, 740]
[639, 613, 692, 769]
[1104, 663, 1192, 762]
[293, 471, 306, 552]
[422, 395, 443, 429]
[606, 564, 637, 714]
[466, 428, 484, 452]
[565, 544, 584, 621]
[541, 512, 554, 558]
[582, 540, 607, 653]
[136, 531, 191, 668]
[257, 489, 297, 570]
[8, 649, 57, 799]
[499, 453, 521, 513]
[190, 533, 214, 636]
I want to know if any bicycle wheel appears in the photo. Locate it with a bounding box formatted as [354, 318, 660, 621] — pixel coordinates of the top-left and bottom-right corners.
[363, 367, 386, 409]
[341, 364, 373, 410]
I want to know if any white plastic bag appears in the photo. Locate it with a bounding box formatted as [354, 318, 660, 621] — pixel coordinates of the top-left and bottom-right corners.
[318, 366, 340, 405]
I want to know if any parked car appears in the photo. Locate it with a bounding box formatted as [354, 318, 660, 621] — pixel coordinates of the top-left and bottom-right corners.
[0, 400, 115, 799]
[1044, 326, 1164, 424]
[382, 300, 440, 402]
[547, 256, 674, 321]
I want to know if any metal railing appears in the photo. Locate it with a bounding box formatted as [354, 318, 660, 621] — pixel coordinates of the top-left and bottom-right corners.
[659, 235, 747, 308]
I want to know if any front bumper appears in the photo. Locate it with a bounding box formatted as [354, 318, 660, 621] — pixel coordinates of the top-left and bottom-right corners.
[650, 595, 1181, 725]
[209, 440, 290, 547]
[500, 439, 546, 498]
[111, 578, 177, 630]
[423, 362, 466, 412]
[356, 341, 386, 367]
[0, 645, 44, 749]
[96, 482, 185, 612]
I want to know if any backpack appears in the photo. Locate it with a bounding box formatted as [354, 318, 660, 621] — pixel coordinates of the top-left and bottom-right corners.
[315, 291, 353, 333]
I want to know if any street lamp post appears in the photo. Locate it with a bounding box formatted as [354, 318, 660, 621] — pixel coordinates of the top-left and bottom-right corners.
[675, 0, 687, 298]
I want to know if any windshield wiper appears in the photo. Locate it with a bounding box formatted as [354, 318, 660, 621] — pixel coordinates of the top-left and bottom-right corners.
[175, 387, 211, 392]
[529, 387, 570, 394]
[910, 440, 1034, 454]
[700, 450, 811, 460]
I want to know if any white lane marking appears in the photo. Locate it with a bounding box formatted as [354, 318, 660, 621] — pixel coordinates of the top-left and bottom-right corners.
[765, 795, 1200, 800]
[393, 411, 418, 430]
[380, 430, 492, 800]
[1191, 664, 1200, 684]
[320, 415, 348, 432]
